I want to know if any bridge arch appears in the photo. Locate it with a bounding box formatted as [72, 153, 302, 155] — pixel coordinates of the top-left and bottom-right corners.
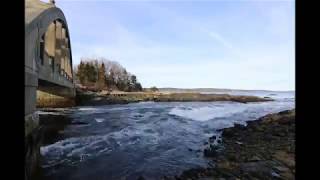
[25, 0, 75, 136]
[26, 6, 73, 80]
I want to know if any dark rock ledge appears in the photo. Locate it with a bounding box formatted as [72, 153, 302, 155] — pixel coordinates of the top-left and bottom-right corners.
[175, 109, 295, 180]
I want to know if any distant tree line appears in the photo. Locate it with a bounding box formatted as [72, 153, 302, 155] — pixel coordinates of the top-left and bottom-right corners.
[74, 57, 142, 92]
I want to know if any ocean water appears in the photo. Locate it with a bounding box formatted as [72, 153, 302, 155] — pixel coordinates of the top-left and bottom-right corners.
[39, 91, 295, 180]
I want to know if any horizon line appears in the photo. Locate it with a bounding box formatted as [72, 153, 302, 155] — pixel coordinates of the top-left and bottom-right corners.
[149, 87, 295, 92]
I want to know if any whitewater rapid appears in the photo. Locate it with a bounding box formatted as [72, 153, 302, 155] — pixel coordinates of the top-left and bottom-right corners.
[39, 91, 294, 180]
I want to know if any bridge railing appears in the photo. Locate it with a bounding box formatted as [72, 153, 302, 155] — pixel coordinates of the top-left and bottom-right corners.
[59, 69, 72, 82]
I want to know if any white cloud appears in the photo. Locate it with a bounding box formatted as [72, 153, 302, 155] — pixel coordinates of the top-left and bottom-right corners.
[62, 0, 294, 91]
[207, 31, 234, 49]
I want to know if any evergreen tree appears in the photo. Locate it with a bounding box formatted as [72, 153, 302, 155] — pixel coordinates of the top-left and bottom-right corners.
[76, 61, 86, 84]
[135, 83, 143, 91]
[131, 75, 137, 85]
[150, 86, 158, 92]
[96, 62, 106, 90]
[87, 62, 97, 83]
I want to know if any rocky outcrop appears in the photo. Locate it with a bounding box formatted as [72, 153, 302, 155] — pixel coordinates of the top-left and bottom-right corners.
[154, 93, 272, 103]
[75, 89, 273, 106]
[178, 109, 295, 180]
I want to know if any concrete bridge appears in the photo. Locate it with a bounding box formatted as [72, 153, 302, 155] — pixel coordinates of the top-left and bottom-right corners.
[25, 0, 75, 178]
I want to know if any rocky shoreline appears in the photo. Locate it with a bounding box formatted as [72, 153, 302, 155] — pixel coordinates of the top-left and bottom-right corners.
[175, 109, 295, 180]
[75, 89, 273, 106]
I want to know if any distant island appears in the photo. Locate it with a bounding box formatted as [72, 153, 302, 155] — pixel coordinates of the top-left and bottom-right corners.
[157, 88, 294, 93]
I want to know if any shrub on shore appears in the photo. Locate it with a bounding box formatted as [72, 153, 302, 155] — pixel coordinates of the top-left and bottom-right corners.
[150, 86, 159, 92]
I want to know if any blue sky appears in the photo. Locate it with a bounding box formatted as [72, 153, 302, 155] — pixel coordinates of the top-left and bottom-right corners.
[54, 0, 294, 91]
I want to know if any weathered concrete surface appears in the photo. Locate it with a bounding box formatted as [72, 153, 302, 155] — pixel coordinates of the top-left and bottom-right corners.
[37, 90, 75, 108]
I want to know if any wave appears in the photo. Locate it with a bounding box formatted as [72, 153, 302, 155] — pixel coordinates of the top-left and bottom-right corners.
[40, 126, 158, 168]
[37, 111, 61, 115]
[40, 135, 115, 168]
[95, 118, 105, 123]
[78, 107, 99, 111]
[169, 104, 247, 121]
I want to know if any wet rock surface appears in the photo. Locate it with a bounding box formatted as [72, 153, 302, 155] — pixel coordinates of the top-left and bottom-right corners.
[39, 113, 73, 146]
[25, 127, 43, 180]
[178, 109, 295, 180]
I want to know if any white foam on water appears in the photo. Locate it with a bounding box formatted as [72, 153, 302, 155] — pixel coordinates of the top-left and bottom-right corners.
[78, 107, 98, 111]
[107, 107, 130, 111]
[168, 94, 295, 123]
[37, 111, 61, 115]
[40, 138, 82, 156]
[108, 105, 155, 112]
[40, 135, 114, 168]
[209, 119, 238, 129]
[95, 118, 105, 123]
[40, 126, 156, 167]
[169, 104, 246, 121]
[136, 101, 155, 104]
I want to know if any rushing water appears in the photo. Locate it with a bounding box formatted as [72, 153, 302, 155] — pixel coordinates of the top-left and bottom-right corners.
[40, 91, 295, 180]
